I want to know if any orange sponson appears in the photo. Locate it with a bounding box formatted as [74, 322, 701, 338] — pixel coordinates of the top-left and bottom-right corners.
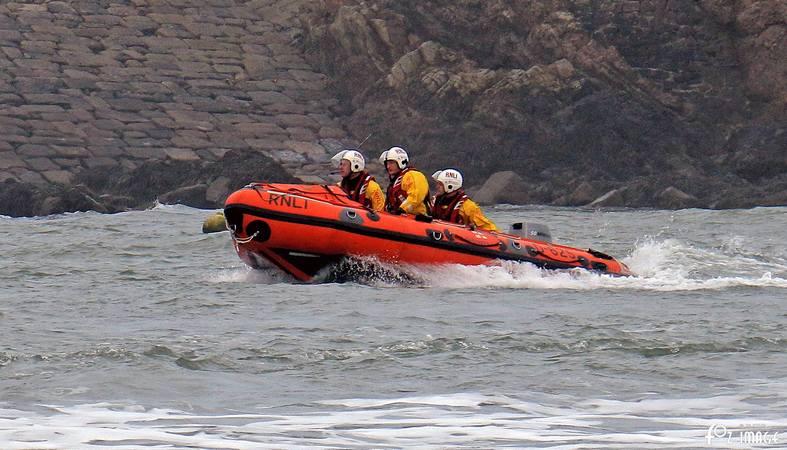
[223, 183, 633, 281]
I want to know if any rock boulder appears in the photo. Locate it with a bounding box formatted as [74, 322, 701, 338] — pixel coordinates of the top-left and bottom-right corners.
[473, 171, 531, 205]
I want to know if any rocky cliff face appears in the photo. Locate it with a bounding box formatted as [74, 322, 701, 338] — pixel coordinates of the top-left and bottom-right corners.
[301, 0, 786, 208]
[0, 0, 784, 216]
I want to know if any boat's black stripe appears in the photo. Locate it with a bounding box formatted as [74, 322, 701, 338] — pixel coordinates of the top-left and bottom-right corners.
[225, 203, 577, 271]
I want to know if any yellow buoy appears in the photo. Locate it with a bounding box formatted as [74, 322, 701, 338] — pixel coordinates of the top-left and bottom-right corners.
[202, 211, 227, 233]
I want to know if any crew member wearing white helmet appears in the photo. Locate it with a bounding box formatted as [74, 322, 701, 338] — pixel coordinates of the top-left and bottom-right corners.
[378, 146, 430, 215]
[431, 168, 498, 231]
[331, 149, 385, 211]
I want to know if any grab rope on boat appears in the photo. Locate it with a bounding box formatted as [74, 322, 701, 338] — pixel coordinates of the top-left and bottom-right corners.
[249, 183, 267, 202]
[317, 184, 354, 205]
[232, 231, 259, 244]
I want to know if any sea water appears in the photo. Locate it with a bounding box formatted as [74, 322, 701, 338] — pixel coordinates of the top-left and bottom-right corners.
[1, 205, 786, 449]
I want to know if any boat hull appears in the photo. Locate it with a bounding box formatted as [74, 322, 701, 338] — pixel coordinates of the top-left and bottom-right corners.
[224, 183, 633, 281]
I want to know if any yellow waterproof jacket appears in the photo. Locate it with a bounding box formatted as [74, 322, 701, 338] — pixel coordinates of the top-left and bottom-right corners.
[458, 198, 498, 232]
[387, 169, 430, 215]
[339, 171, 385, 212]
[365, 179, 385, 212]
[433, 191, 498, 232]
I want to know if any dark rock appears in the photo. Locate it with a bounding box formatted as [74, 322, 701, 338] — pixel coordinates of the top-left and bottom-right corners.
[587, 188, 627, 208]
[473, 171, 530, 205]
[0, 180, 42, 217]
[762, 189, 787, 207]
[0, 149, 299, 217]
[655, 186, 701, 210]
[554, 181, 601, 206]
[206, 176, 232, 204]
[0, 180, 116, 217]
[77, 149, 299, 211]
[723, 123, 787, 183]
[98, 194, 136, 211]
[41, 185, 112, 215]
[159, 184, 209, 207]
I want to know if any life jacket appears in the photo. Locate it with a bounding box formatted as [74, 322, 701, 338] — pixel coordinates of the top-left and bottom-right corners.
[386, 168, 409, 212]
[432, 189, 468, 224]
[340, 171, 375, 209]
[385, 168, 431, 214]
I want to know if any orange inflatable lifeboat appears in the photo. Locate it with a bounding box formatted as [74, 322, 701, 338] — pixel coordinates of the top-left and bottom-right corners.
[223, 183, 633, 281]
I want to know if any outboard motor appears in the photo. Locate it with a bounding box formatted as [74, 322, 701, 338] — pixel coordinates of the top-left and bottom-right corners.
[509, 222, 552, 243]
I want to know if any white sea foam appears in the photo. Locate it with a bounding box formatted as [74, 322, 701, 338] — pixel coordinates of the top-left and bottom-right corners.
[205, 233, 787, 291]
[149, 200, 191, 211]
[204, 265, 292, 284]
[407, 237, 787, 292]
[2, 389, 785, 449]
[190, 199, 787, 293]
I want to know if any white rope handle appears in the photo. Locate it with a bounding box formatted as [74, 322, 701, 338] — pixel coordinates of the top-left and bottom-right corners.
[232, 230, 259, 244]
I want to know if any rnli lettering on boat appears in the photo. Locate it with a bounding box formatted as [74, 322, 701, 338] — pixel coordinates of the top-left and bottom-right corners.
[268, 193, 309, 209]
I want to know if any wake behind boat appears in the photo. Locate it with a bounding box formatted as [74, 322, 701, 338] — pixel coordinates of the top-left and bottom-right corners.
[223, 183, 633, 281]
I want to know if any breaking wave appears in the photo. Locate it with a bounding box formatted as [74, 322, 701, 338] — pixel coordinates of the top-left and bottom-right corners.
[3, 390, 786, 449]
[207, 237, 787, 292]
[415, 237, 787, 291]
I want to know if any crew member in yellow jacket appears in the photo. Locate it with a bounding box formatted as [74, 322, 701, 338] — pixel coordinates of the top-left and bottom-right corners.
[378, 146, 430, 215]
[431, 168, 498, 231]
[331, 149, 385, 211]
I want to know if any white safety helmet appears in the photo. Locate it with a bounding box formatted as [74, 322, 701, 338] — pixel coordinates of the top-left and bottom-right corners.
[432, 168, 463, 194]
[331, 149, 365, 172]
[378, 146, 409, 170]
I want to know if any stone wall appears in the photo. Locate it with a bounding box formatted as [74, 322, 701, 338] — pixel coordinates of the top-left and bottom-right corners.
[1, 0, 351, 216]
